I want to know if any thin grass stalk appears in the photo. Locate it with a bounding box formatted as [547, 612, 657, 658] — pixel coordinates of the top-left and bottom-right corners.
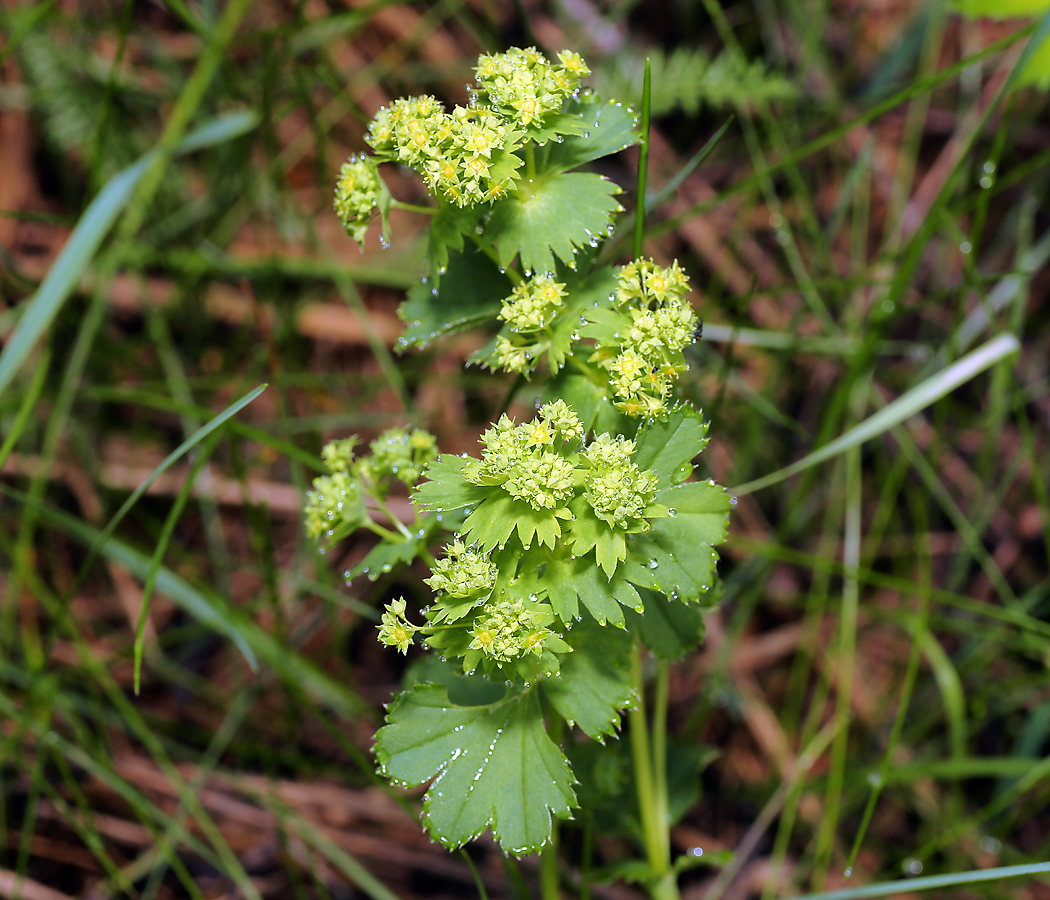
[844, 491, 934, 872]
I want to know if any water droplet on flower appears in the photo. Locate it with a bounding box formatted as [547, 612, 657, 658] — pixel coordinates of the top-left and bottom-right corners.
[667, 508, 677, 517]
[844, 867, 853, 878]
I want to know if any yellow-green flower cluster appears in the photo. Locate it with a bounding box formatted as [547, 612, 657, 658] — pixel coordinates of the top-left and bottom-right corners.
[500, 275, 566, 331]
[334, 156, 383, 244]
[472, 401, 584, 510]
[304, 471, 365, 540]
[321, 436, 359, 473]
[596, 259, 699, 417]
[493, 275, 567, 375]
[366, 96, 516, 207]
[583, 435, 659, 528]
[474, 48, 590, 127]
[493, 337, 536, 374]
[365, 427, 438, 487]
[359, 48, 592, 211]
[378, 598, 418, 654]
[468, 597, 557, 663]
[426, 541, 497, 600]
[304, 428, 438, 544]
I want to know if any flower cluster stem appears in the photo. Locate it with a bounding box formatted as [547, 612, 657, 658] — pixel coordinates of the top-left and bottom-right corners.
[469, 232, 524, 285]
[629, 643, 679, 900]
[391, 199, 438, 216]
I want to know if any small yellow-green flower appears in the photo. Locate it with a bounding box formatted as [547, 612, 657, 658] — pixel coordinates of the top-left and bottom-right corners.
[468, 597, 555, 663]
[334, 156, 384, 245]
[499, 275, 566, 332]
[378, 598, 417, 654]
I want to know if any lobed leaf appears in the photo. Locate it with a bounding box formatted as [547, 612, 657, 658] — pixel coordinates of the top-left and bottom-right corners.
[541, 371, 629, 437]
[425, 204, 482, 282]
[633, 407, 711, 484]
[546, 266, 619, 372]
[544, 553, 641, 627]
[485, 172, 622, 275]
[622, 481, 731, 601]
[461, 493, 520, 551]
[346, 534, 427, 582]
[522, 111, 590, 146]
[375, 684, 575, 855]
[398, 245, 511, 350]
[625, 588, 710, 660]
[414, 455, 490, 513]
[542, 94, 640, 174]
[542, 614, 634, 738]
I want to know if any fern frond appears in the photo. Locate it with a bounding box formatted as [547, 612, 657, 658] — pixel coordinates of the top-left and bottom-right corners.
[603, 45, 795, 116]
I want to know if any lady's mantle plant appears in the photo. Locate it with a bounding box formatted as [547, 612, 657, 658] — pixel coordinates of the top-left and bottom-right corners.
[314, 46, 731, 892]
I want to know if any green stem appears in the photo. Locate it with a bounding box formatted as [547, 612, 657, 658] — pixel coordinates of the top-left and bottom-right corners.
[460, 850, 490, 900]
[468, 232, 524, 285]
[580, 813, 594, 900]
[391, 199, 438, 216]
[371, 493, 415, 540]
[526, 142, 536, 179]
[629, 644, 679, 900]
[652, 659, 671, 865]
[633, 58, 652, 260]
[363, 520, 401, 542]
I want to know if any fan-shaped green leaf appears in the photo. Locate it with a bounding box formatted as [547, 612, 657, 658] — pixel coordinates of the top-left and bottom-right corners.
[543, 614, 634, 738]
[622, 481, 731, 601]
[375, 684, 575, 855]
[485, 172, 622, 275]
[398, 245, 511, 350]
[542, 94, 639, 174]
[634, 407, 710, 484]
[414, 455, 489, 513]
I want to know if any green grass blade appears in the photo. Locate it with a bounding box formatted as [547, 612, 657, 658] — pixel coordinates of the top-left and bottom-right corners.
[133, 431, 222, 694]
[931, 229, 1050, 367]
[646, 117, 733, 214]
[0, 109, 259, 397]
[789, 860, 1050, 900]
[82, 383, 266, 584]
[0, 0, 58, 68]
[732, 334, 1020, 495]
[1, 484, 257, 668]
[4, 483, 369, 713]
[917, 629, 966, 760]
[633, 57, 651, 259]
[0, 343, 49, 472]
[882, 757, 1042, 782]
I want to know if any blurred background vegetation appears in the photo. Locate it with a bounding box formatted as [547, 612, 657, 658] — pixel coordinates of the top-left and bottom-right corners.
[1, 1, 1049, 898]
